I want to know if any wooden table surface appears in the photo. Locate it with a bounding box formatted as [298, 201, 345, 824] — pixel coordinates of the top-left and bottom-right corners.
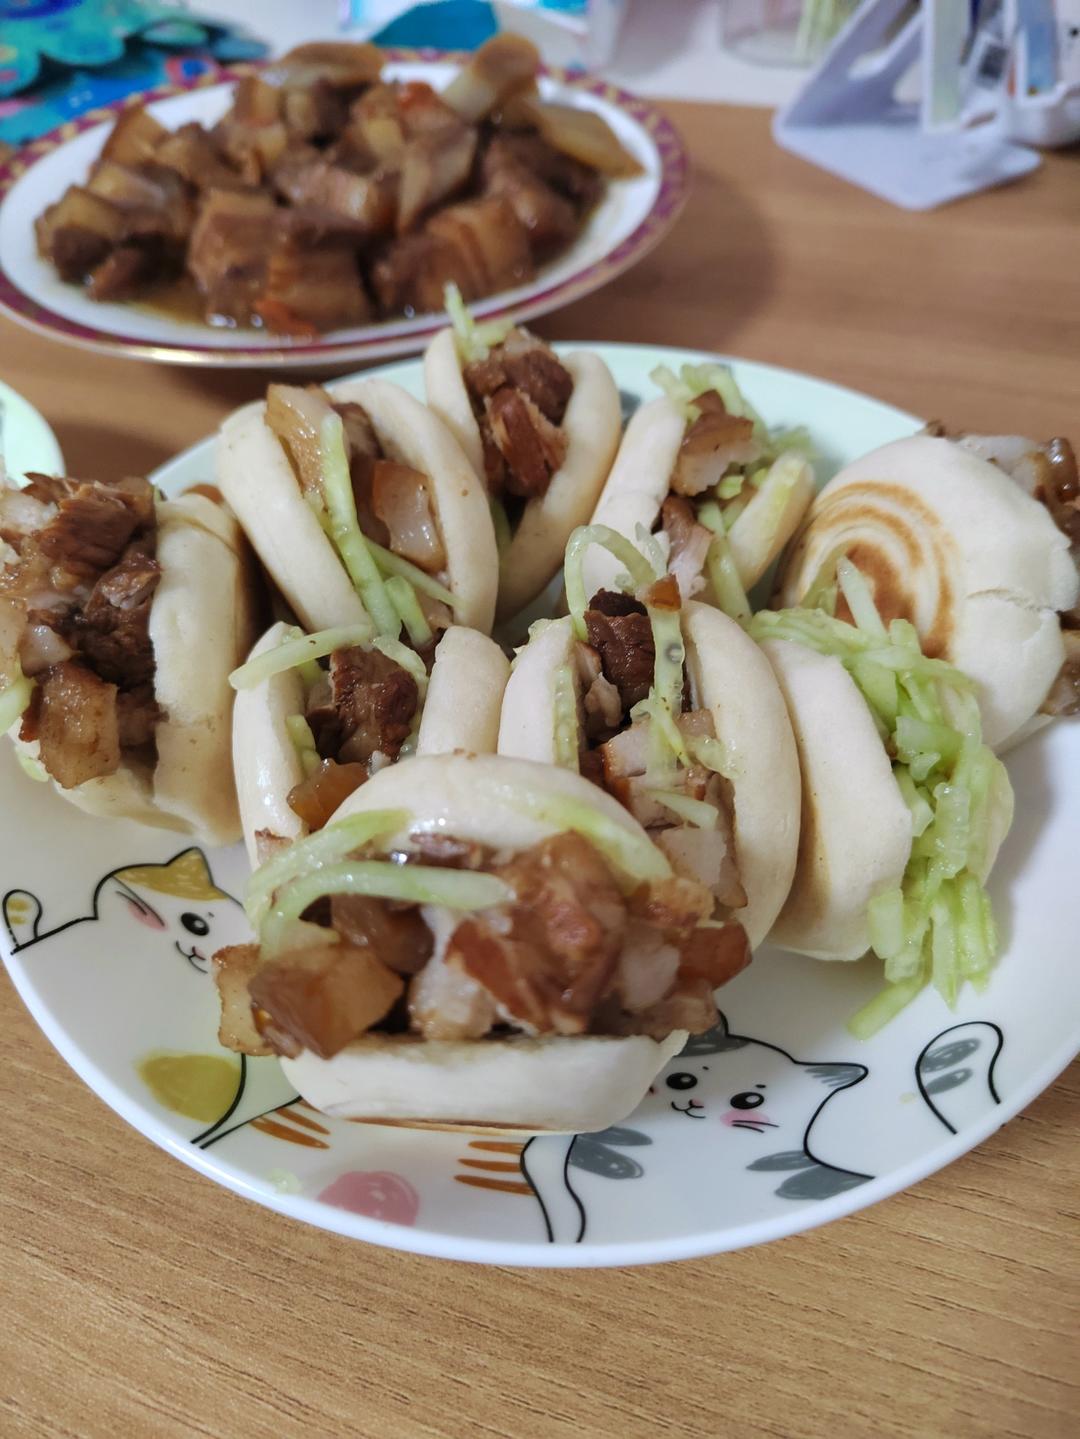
[1, 102, 1078, 1439]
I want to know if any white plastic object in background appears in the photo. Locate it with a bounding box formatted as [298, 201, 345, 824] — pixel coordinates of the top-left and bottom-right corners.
[774, 0, 1041, 210]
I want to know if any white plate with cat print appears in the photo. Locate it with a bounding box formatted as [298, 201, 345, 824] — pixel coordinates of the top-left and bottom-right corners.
[2, 345, 1078, 1267]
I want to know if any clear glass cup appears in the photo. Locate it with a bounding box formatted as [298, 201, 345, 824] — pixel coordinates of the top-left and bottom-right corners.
[720, 0, 858, 68]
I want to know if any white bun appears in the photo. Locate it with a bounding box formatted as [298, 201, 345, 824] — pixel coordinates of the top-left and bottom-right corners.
[233, 621, 308, 868]
[759, 638, 912, 961]
[233, 623, 511, 866]
[415, 625, 510, 757]
[216, 380, 499, 635]
[281, 753, 685, 1133]
[498, 606, 800, 947]
[497, 616, 576, 768]
[331, 752, 669, 877]
[584, 396, 685, 598]
[332, 378, 498, 633]
[422, 328, 485, 477]
[149, 493, 254, 844]
[216, 401, 368, 634]
[683, 602, 801, 946]
[776, 435, 1079, 749]
[422, 334, 621, 621]
[282, 1030, 686, 1133]
[11, 494, 252, 843]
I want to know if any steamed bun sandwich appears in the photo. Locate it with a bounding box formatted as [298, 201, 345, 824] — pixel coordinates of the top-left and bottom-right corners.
[498, 525, 801, 947]
[751, 560, 1015, 1038]
[231, 620, 510, 866]
[0, 469, 255, 842]
[217, 377, 499, 638]
[775, 432, 1080, 750]
[423, 286, 621, 621]
[212, 754, 751, 1132]
[582, 362, 815, 617]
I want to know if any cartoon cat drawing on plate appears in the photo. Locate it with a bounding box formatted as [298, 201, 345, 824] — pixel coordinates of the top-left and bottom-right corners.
[2, 847, 297, 1143]
[519, 1015, 874, 1244]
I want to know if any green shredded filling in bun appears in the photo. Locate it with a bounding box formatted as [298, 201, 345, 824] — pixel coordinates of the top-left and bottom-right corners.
[751, 560, 1013, 1037]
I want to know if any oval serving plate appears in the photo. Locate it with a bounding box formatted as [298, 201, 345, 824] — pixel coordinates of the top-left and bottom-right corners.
[1, 345, 1077, 1267]
[0, 59, 687, 370]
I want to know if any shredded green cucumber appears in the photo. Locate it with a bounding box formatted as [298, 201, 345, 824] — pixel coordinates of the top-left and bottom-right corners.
[491, 496, 512, 556]
[262, 861, 512, 956]
[363, 537, 457, 611]
[229, 624, 372, 691]
[697, 502, 751, 623]
[319, 413, 399, 637]
[552, 661, 580, 772]
[0, 672, 34, 735]
[651, 789, 718, 829]
[751, 572, 1012, 1036]
[563, 524, 659, 640]
[246, 809, 409, 926]
[506, 788, 671, 887]
[15, 749, 48, 782]
[385, 576, 433, 648]
[444, 282, 512, 364]
[372, 635, 429, 697]
[285, 714, 321, 779]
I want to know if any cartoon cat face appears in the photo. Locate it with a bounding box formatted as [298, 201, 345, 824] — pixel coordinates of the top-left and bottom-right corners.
[636, 1021, 868, 1157]
[96, 849, 246, 976]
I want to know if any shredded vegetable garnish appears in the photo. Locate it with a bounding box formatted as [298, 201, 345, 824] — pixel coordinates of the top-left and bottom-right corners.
[651, 789, 719, 829]
[552, 659, 580, 772]
[751, 573, 1013, 1036]
[563, 523, 658, 640]
[0, 672, 34, 735]
[262, 861, 512, 956]
[285, 714, 321, 778]
[491, 496, 512, 556]
[372, 635, 429, 697]
[385, 576, 433, 649]
[229, 624, 373, 691]
[649, 361, 813, 466]
[444, 282, 512, 364]
[317, 413, 399, 637]
[697, 502, 751, 623]
[14, 749, 47, 782]
[506, 788, 672, 887]
[362, 537, 458, 611]
[245, 809, 410, 925]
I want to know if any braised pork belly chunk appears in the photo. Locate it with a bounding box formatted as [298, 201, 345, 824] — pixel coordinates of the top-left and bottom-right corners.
[34, 35, 639, 334]
[214, 829, 749, 1061]
[0, 472, 161, 787]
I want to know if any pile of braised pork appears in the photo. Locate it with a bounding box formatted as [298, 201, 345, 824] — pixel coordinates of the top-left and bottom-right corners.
[216, 829, 750, 1061]
[35, 36, 640, 337]
[265, 381, 452, 586]
[0, 472, 161, 786]
[462, 327, 574, 501]
[579, 579, 746, 911]
[285, 643, 421, 835]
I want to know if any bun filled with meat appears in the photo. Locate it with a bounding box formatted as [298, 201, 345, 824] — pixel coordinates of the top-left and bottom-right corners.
[0, 471, 255, 842]
[750, 560, 1014, 1036]
[583, 362, 815, 621]
[231, 619, 510, 866]
[212, 753, 750, 1133]
[423, 288, 621, 621]
[497, 526, 800, 947]
[774, 432, 1080, 750]
[216, 377, 499, 640]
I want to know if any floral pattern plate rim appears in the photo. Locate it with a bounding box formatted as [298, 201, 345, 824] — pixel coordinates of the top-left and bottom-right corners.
[0, 56, 687, 369]
[2, 345, 1077, 1268]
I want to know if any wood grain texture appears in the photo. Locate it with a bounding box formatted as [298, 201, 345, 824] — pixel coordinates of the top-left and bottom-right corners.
[0, 102, 1077, 1439]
